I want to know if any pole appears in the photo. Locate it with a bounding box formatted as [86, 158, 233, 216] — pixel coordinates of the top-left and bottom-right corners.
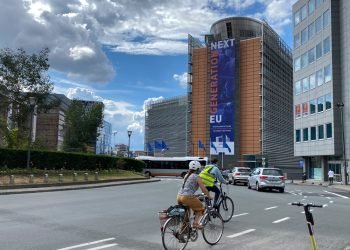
[26, 108, 34, 168]
[127, 130, 132, 158]
[338, 103, 348, 185]
[221, 152, 224, 170]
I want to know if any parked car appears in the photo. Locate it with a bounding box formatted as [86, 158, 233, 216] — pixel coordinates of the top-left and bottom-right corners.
[248, 167, 285, 193]
[228, 167, 251, 185]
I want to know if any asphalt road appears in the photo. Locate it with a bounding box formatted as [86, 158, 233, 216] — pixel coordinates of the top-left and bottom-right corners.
[0, 178, 349, 250]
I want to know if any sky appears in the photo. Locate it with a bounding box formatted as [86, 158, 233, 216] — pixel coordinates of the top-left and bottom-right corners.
[0, 0, 297, 151]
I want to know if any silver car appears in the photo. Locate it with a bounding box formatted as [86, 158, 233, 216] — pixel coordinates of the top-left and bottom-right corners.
[228, 167, 251, 185]
[248, 168, 285, 193]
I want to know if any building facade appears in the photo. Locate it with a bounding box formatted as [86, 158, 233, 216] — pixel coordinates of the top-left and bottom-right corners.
[144, 96, 187, 157]
[96, 120, 112, 155]
[293, 0, 349, 182]
[188, 17, 300, 173]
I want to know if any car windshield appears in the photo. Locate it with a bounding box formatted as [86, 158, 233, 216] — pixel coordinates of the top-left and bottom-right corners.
[262, 169, 283, 176]
[238, 169, 251, 173]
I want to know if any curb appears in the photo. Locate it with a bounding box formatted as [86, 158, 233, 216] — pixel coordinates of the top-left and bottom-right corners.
[0, 178, 160, 195]
[288, 181, 350, 192]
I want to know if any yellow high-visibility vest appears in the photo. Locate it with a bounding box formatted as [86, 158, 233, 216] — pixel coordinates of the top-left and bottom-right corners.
[199, 166, 215, 187]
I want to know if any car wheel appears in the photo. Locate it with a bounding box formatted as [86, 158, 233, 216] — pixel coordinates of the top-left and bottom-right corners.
[256, 182, 261, 192]
[279, 188, 285, 193]
[247, 182, 251, 189]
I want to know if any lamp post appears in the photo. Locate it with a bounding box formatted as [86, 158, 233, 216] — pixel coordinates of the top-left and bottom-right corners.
[26, 97, 36, 169]
[337, 102, 348, 185]
[127, 130, 132, 158]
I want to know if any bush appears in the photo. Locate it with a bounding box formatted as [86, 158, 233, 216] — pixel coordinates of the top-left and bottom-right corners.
[0, 148, 145, 172]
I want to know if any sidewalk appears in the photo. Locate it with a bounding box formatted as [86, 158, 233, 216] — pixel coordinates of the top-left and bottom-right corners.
[288, 179, 350, 192]
[0, 178, 160, 195]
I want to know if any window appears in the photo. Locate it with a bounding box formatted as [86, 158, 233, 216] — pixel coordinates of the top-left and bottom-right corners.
[301, 27, 308, 44]
[295, 104, 301, 118]
[301, 52, 308, 68]
[318, 124, 324, 139]
[316, 42, 322, 59]
[323, 37, 330, 54]
[315, 0, 323, 9]
[315, 16, 322, 33]
[308, 22, 315, 40]
[226, 22, 233, 38]
[309, 0, 315, 15]
[294, 10, 301, 26]
[301, 5, 308, 20]
[308, 47, 315, 64]
[295, 80, 301, 95]
[323, 9, 330, 28]
[325, 94, 332, 110]
[303, 128, 309, 142]
[296, 129, 301, 142]
[316, 69, 323, 86]
[294, 57, 301, 72]
[294, 33, 301, 48]
[302, 102, 309, 116]
[317, 96, 324, 112]
[326, 123, 332, 139]
[311, 126, 316, 140]
[310, 99, 316, 114]
[309, 73, 316, 89]
[324, 64, 332, 82]
[302, 77, 309, 92]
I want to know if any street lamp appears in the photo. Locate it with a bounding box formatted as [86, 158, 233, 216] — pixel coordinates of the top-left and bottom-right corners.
[337, 102, 348, 185]
[26, 97, 36, 168]
[127, 130, 132, 158]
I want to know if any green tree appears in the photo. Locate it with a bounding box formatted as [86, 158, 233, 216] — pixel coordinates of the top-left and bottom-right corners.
[0, 48, 56, 148]
[63, 100, 104, 153]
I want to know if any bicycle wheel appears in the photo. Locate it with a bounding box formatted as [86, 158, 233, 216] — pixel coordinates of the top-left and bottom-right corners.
[218, 196, 234, 222]
[162, 216, 190, 250]
[201, 211, 224, 245]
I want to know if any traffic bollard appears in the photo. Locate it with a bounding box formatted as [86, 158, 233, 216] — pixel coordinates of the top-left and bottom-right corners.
[94, 172, 99, 181]
[58, 173, 63, 182]
[29, 174, 34, 184]
[84, 173, 88, 181]
[73, 173, 77, 182]
[44, 174, 49, 183]
[9, 175, 15, 185]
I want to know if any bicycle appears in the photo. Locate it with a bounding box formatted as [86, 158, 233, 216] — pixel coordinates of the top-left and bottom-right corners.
[208, 183, 234, 222]
[290, 202, 323, 250]
[161, 194, 224, 250]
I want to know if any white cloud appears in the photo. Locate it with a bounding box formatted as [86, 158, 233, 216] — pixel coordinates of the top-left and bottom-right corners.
[173, 72, 188, 88]
[69, 46, 95, 60]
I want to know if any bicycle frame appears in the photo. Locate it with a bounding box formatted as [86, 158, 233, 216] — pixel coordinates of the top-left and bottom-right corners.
[291, 202, 323, 250]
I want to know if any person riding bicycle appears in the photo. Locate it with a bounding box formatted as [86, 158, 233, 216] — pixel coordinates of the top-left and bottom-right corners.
[199, 158, 229, 208]
[177, 160, 212, 229]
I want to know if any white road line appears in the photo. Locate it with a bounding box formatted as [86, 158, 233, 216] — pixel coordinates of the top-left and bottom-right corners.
[304, 196, 308, 198]
[227, 229, 256, 238]
[232, 212, 249, 217]
[329, 200, 334, 203]
[57, 238, 116, 250]
[326, 197, 331, 199]
[86, 244, 118, 250]
[323, 190, 350, 199]
[264, 206, 278, 210]
[287, 191, 297, 195]
[272, 217, 290, 223]
[323, 204, 328, 207]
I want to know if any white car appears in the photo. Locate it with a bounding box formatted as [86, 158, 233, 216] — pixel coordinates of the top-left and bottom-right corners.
[248, 167, 285, 193]
[228, 167, 251, 185]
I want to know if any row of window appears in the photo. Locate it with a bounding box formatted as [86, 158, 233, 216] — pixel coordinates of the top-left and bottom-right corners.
[295, 64, 331, 95]
[294, 9, 330, 48]
[294, 36, 330, 72]
[295, 93, 332, 118]
[295, 123, 332, 142]
[294, 0, 325, 26]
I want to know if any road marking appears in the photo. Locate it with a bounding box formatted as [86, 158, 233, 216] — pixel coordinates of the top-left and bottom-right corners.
[287, 191, 297, 195]
[86, 244, 118, 250]
[227, 229, 256, 238]
[323, 190, 350, 199]
[57, 238, 116, 250]
[264, 206, 278, 210]
[272, 217, 290, 223]
[323, 204, 328, 207]
[329, 200, 334, 203]
[326, 197, 331, 199]
[232, 212, 249, 217]
[320, 194, 324, 197]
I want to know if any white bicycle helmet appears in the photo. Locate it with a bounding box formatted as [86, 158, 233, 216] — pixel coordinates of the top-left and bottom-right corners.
[189, 160, 201, 170]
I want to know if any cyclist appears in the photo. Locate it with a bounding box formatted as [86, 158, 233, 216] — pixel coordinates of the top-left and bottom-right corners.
[199, 158, 229, 208]
[177, 161, 212, 229]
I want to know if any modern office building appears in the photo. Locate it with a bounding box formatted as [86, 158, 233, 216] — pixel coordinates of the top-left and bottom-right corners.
[96, 120, 112, 155]
[144, 96, 187, 157]
[293, 0, 349, 183]
[188, 17, 300, 172]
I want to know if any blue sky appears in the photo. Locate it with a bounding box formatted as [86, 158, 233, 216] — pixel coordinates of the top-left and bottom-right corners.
[0, 0, 296, 150]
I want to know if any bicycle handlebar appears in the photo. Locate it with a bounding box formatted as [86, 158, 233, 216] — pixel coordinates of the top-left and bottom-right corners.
[291, 202, 323, 208]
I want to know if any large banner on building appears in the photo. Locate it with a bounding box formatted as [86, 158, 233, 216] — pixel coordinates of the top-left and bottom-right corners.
[209, 38, 235, 155]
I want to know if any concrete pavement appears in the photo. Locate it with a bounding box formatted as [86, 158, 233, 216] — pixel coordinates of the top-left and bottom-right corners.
[288, 179, 350, 192]
[0, 178, 160, 195]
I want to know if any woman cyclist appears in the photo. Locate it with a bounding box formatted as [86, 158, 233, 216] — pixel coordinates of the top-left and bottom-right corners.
[177, 161, 212, 229]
